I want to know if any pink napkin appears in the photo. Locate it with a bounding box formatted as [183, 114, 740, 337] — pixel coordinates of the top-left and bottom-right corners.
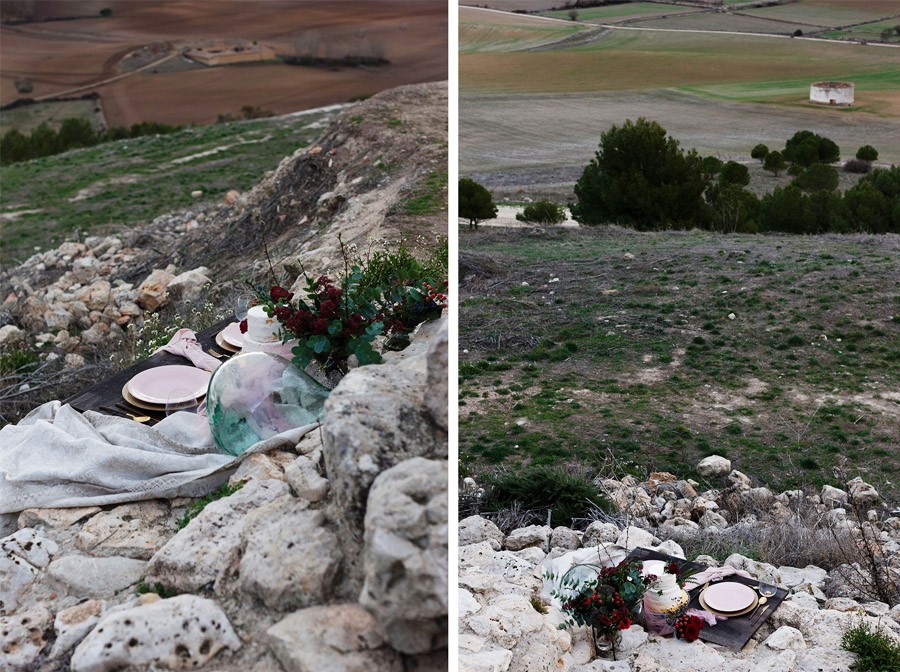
[156, 328, 221, 373]
[685, 565, 753, 591]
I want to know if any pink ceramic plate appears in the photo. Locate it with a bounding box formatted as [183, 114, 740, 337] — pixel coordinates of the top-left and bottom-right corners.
[702, 582, 756, 613]
[221, 322, 244, 348]
[127, 365, 211, 405]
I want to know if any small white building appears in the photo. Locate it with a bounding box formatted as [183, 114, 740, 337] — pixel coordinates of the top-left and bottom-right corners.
[810, 81, 854, 106]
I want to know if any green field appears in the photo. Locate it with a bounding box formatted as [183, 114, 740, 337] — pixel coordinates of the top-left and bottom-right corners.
[541, 3, 697, 22]
[824, 20, 900, 41]
[635, 12, 823, 34]
[742, 1, 899, 27]
[0, 99, 102, 135]
[460, 7, 582, 53]
[0, 111, 330, 264]
[460, 228, 900, 500]
[461, 29, 900, 111]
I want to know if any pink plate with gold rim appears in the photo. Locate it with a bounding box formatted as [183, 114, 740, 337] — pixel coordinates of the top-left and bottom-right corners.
[221, 322, 244, 348]
[701, 582, 756, 613]
[126, 365, 211, 405]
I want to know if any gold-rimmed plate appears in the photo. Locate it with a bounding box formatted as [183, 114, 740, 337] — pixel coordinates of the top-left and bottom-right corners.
[121, 383, 167, 412]
[215, 330, 241, 353]
[699, 588, 758, 618]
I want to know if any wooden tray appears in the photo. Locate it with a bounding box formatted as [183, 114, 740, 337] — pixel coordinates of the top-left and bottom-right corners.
[626, 547, 788, 651]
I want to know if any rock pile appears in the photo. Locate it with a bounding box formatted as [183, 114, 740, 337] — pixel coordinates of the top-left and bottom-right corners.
[459, 460, 900, 672]
[0, 317, 448, 671]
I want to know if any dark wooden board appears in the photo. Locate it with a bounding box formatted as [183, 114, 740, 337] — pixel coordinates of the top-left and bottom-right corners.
[64, 317, 238, 426]
[626, 547, 788, 651]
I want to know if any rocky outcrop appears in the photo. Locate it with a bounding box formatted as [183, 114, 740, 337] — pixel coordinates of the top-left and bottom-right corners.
[459, 460, 899, 672]
[0, 309, 448, 671]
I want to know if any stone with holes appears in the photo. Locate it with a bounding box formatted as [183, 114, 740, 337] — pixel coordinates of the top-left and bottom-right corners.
[70, 595, 240, 671]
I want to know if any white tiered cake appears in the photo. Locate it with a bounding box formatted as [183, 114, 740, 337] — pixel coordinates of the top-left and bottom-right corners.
[642, 560, 688, 613]
[241, 305, 297, 360]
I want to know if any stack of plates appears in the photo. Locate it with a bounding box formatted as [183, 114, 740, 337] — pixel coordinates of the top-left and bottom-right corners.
[123, 365, 212, 411]
[698, 582, 758, 617]
[215, 322, 243, 353]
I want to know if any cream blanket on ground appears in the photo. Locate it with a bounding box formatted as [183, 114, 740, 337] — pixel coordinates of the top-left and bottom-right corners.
[0, 401, 317, 515]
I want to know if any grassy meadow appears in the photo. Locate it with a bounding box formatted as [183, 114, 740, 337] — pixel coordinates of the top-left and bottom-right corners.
[460, 228, 900, 500]
[0, 111, 330, 264]
[460, 29, 900, 110]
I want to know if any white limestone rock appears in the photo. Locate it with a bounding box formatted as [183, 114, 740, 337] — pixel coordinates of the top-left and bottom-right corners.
[505, 525, 552, 552]
[18, 506, 101, 530]
[50, 599, 106, 659]
[47, 555, 147, 598]
[238, 496, 341, 611]
[424, 319, 448, 430]
[267, 603, 403, 672]
[2, 527, 58, 568]
[764, 625, 806, 650]
[360, 457, 448, 654]
[165, 267, 211, 303]
[0, 555, 37, 615]
[145, 479, 289, 592]
[582, 521, 619, 547]
[616, 526, 655, 550]
[75, 501, 172, 560]
[549, 526, 580, 550]
[70, 595, 240, 672]
[284, 454, 329, 502]
[228, 453, 287, 486]
[821, 485, 849, 508]
[846, 477, 879, 506]
[458, 649, 513, 672]
[697, 455, 731, 478]
[0, 606, 53, 670]
[724, 553, 781, 585]
[459, 515, 505, 550]
[460, 588, 482, 619]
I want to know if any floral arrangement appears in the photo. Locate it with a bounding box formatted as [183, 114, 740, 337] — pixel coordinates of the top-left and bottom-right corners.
[662, 560, 700, 590]
[548, 560, 655, 660]
[673, 612, 705, 642]
[245, 270, 384, 373]
[245, 238, 448, 374]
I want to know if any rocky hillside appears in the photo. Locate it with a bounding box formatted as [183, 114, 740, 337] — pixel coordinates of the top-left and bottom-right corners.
[459, 461, 900, 671]
[0, 81, 448, 670]
[1, 316, 448, 671]
[0, 81, 448, 424]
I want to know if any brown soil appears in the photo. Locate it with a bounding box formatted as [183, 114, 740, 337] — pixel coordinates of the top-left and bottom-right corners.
[1, 0, 447, 127]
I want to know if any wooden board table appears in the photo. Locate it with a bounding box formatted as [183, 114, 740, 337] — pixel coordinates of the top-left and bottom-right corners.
[626, 547, 788, 651]
[63, 317, 238, 426]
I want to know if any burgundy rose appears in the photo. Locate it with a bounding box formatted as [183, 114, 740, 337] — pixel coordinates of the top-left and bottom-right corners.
[667, 561, 680, 575]
[270, 285, 294, 303]
[274, 306, 292, 321]
[239, 319, 248, 334]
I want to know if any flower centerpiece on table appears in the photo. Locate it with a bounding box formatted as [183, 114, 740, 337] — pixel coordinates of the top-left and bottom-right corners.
[247, 270, 384, 374]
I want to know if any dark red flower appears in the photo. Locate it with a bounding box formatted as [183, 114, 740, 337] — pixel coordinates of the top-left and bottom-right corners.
[270, 285, 294, 303]
[311, 318, 329, 335]
[667, 561, 680, 575]
[274, 306, 292, 321]
[239, 319, 248, 334]
[318, 299, 337, 319]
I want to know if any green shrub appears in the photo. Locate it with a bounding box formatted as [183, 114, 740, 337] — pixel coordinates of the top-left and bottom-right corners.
[0, 348, 38, 376]
[516, 200, 566, 224]
[702, 155, 724, 176]
[856, 145, 879, 162]
[763, 151, 786, 176]
[793, 163, 839, 193]
[841, 621, 900, 672]
[719, 161, 750, 187]
[783, 130, 840, 167]
[459, 178, 498, 229]
[751, 144, 769, 162]
[845, 159, 872, 174]
[571, 118, 708, 230]
[482, 465, 610, 527]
